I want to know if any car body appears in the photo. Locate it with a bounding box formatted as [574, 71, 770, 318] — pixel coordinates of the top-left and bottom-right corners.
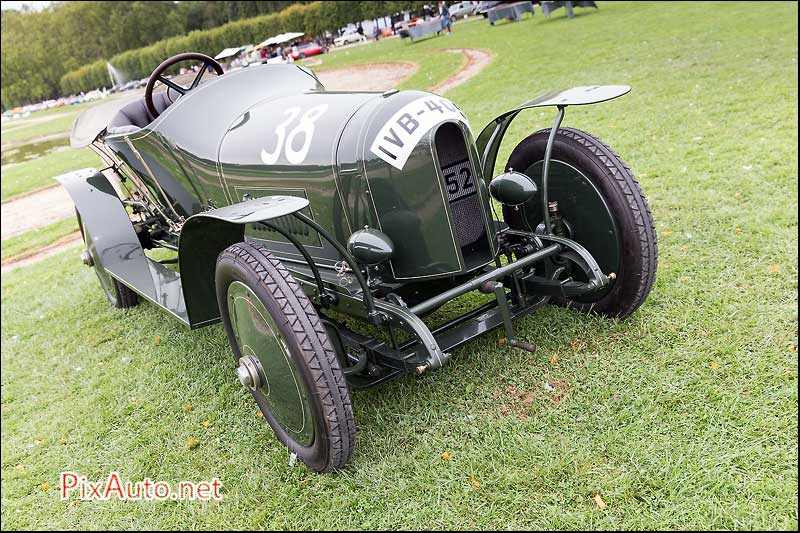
[449, 1, 477, 18]
[61, 54, 656, 472]
[291, 41, 324, 60]
[333, 31, 366, 46]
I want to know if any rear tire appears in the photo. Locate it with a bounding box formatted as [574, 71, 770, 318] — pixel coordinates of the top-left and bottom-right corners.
[216, 242, 355, 472]
[505, 127, 658, 318]
[77, 210, 138, 309]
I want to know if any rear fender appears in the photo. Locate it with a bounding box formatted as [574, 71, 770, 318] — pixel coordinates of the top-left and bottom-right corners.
[178, 196, 310, 326]
[475, 85, 630, 179]
[55, 167, 152, 295]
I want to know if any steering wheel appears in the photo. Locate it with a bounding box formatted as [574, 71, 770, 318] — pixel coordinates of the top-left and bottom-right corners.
[144, 52, 224, 119]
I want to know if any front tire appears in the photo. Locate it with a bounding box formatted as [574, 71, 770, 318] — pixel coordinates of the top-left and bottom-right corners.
[216, 242, 355, 472]
[505, 127, 658, 318]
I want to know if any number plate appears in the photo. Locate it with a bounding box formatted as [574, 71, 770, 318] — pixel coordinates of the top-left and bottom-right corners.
[370, 96, 471, 170]
[442, 158, 476, 203]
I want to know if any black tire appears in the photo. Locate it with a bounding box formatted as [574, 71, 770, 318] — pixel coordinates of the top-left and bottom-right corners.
[76, 210, 139, 309]
[108, 277, 139, 309]
[215, 242, 355, 472]
[506, 127, 658, 318]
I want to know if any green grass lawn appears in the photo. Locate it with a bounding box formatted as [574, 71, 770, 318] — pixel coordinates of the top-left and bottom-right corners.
[0, 147, 100, 203]
[0, 217, 79, 262]
[0, 113, 80, 146]
[1, 2, 797, 529]
[307, 26, 471, 91]
[1, 95, 123, 202]
[0, 98, 110, 145]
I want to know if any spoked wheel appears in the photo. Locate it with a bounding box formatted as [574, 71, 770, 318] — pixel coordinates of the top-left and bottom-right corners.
[215, 242, 355, 472]
[505, 127, 658, 318]
[76, 211, 138, 308]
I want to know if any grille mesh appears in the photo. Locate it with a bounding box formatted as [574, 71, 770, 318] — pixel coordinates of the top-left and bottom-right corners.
[435, 123, 484, 247]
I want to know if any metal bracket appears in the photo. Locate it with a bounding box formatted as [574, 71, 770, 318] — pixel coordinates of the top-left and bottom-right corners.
[292, 212, 381, 325]
[541, 105, 566, 235]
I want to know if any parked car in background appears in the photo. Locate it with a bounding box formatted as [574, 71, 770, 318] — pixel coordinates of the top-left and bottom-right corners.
[290, 41, 324, 60]
[83, 89, 108, 102]
[449, 1, 477, 18]
[333, 31, 366, 46]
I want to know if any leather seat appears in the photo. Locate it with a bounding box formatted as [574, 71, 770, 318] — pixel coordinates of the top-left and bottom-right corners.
[107, 91, 175, 134]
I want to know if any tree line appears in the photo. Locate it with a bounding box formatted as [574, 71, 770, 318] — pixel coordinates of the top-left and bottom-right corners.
[1, 1, 428, 109]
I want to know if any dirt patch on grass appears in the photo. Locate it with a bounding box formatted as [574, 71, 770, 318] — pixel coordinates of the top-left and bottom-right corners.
[314, 49, 491, 94]
[489, 377, 572, 419]
[315, 62, 419, 91]
[1, 185, 74, 239]
[430, 48, 493, 94]
[1, 231, 82, 274]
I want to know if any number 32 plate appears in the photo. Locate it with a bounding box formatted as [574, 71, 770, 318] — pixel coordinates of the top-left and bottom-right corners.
[370, 96, 471, 170]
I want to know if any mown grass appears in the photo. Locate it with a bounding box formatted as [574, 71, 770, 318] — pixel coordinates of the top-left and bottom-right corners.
[0, 147, 100, 203]
[1, 113, 81, 146]
[0, 97, 108, 145]
[307, 21, 475, 91]
[1, 96, 119, 202]
[0, 217, 79, 262]
[1, 2, 797, 529]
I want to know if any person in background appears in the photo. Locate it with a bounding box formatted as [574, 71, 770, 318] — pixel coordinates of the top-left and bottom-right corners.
[439, 1, 452, 35]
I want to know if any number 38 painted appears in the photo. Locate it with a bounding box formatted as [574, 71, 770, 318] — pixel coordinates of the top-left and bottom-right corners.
[261, 104, 328, 165]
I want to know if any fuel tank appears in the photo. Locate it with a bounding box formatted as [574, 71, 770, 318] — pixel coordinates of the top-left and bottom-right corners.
[217, 86, 495, 281]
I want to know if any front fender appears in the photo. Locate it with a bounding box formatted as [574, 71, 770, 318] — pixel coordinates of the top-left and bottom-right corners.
[475, 85, 630, 179]
[178, 195, 310, 326]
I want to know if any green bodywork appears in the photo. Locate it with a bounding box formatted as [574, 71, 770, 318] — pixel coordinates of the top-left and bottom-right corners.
[62, 64, 631, 380]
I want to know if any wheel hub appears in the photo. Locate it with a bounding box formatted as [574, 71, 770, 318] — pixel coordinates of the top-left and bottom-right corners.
[236, 354, 263, 390]
[80, 249, 94, 267]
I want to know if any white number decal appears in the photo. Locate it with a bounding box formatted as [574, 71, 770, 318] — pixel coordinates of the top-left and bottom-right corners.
[369, 96, 471, 170]
[260, 107, 299, 165]
[260, 105, 328, 165]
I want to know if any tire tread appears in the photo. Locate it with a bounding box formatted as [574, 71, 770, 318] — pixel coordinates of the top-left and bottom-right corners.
[218, 242, 355, 472]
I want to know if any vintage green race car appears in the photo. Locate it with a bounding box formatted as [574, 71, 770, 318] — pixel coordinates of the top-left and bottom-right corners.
[62, 52, 657, 472]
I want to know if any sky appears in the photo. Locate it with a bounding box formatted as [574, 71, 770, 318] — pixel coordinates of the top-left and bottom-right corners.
[0, 1, 52, 11]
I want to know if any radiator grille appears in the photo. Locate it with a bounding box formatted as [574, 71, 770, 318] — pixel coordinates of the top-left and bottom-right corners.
[435, 123, 485, 247]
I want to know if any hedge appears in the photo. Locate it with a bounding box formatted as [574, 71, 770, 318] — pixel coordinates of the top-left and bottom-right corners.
[60, 1, 323, 95]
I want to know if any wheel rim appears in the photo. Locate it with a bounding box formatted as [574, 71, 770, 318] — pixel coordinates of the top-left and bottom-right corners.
[520, 160, 621, 300]
[227, 281, 314, 446]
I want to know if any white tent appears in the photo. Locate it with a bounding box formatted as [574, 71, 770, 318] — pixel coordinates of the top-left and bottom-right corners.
[275, 32, 305, 44]
[214, 47, 242, 60]
[255, 32, 305, 49]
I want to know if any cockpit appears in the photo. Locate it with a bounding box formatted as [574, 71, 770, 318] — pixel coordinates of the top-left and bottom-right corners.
[106, 53, 225, 136]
